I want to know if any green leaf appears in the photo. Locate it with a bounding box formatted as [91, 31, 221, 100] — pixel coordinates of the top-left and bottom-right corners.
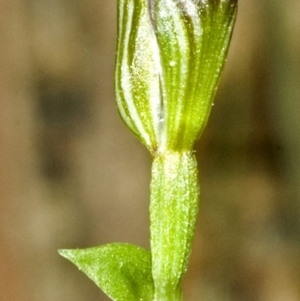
[59, 243, 154, 301]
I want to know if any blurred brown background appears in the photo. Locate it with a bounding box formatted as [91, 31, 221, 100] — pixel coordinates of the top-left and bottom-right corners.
[1, 1, 300, 300]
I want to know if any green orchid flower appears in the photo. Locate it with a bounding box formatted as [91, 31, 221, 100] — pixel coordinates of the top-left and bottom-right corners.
[60, 1, 238, 300]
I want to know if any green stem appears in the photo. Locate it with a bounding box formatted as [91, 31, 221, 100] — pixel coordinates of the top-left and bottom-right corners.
[150, 151, 200, 301]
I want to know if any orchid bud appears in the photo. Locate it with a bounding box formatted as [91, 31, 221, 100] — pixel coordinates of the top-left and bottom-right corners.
[116, 0, 237, 153]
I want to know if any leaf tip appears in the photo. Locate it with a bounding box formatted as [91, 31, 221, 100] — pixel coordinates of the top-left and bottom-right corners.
[58, 248, 77, 261]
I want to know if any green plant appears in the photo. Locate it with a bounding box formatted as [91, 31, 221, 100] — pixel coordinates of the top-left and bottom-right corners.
[59, 1, 238, 300]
